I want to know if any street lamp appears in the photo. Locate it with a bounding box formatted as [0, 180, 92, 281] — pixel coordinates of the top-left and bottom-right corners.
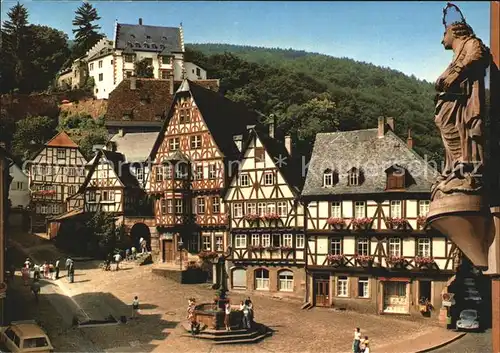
[178, 240, 184, 271]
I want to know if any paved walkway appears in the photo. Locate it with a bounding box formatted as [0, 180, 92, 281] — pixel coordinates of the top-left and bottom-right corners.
[9, 233, 467, 353]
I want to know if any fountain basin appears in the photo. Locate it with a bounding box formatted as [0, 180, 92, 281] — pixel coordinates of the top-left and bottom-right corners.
[194, 303, 243, 330]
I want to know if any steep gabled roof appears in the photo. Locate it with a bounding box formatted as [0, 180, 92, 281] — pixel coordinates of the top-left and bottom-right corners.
[115, 23, 181, 54]
[301, 128, 438, 197]
[149, 79, 260, 161]
[45, 131, 78, 148]
[80, 149, 141, 192]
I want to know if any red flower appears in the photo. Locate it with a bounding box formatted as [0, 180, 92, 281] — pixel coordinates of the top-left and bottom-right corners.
[243, 213, 261, 221]
[351, 218, 372, 228]
[327, 217, 345, 226]
[327, 254, 344, 262]
[415, 256, 434, 265]
[386, 217, 408, 228]
[262, 213, 280, 221]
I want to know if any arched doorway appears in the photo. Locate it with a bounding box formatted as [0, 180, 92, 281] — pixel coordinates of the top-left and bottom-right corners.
[130, 223, 151, 250]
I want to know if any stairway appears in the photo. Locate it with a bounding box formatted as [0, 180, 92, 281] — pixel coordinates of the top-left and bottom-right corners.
[181, 321, 272, 344]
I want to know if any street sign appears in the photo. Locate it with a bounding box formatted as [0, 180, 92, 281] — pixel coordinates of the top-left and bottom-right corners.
[442, 300, 455, 307]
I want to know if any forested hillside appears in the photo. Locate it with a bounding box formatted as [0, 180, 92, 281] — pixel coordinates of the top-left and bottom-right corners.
[186, 43, 442, 163]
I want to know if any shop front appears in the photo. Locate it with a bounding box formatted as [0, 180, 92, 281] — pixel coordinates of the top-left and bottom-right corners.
[380, 277, 410, 314]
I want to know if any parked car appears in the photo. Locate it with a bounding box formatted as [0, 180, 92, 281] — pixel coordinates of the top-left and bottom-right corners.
[456, 309, 480, 331]
[0, 320, 53, 353]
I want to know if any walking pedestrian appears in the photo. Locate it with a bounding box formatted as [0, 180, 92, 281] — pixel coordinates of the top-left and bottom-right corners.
[55, 258, 60, 279]
[224, 302, 231, 331]
[31, 279, 41, 303]
[43, 261, 49, 279]
[187, 298, 198, 335]
[125, 248, 131, 261]
[69, 262, 75, 283]
[114, 252, 121, 271]
[24, 258, 31, 269]
[132, 296, 140, 319]
[65, 257, 72, 277]
[353, 327, 362, 353]
[33, 263, 40, 280]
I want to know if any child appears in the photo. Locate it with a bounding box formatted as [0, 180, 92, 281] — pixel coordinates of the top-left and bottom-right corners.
[132, 296, 139, 318]
[361, 336, 370, 353]
[224, 302, 231, 331]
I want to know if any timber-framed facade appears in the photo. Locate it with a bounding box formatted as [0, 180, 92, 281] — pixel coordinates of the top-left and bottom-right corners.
[301, 117, 455, 319]
[27, 131, 87, 233]
[147, 79, 258, 263]
[224, 126, 306, 298]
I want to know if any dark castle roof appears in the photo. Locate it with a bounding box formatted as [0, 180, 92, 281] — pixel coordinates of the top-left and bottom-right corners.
[115, 23, 182, 54]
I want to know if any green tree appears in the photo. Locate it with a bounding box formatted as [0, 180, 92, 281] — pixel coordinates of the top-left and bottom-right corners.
[86, 209, 117, 255]
[1, 2, 30, 92]
[12, 116, 57, 159]
[0, 109, 15, 150]
[134, 58, 154, 78]
[71, 2, 103, 58]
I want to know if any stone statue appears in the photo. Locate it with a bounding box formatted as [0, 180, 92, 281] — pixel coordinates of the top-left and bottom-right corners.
[431, 4, 490, 201]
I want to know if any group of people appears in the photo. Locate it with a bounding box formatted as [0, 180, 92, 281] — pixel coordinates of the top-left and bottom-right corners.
[353, 327, 370, 353]
[103, 239, 149, 271]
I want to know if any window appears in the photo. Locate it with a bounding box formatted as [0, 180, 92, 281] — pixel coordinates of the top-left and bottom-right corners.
[323, 169, 333, 187]
[251, 234, 260, 246]
[56, 148, 66, 159]
[179, 109, 191, 123]
[357, 237, 369, 256]
[271, 234, 281, 247]
[161, 199, 166, 214]
[255, 268, 270, 290]
[89, 63, 94, 71]
[89, 191, 96, 202]
[348, 168, 360, 186]
[5, 328, 20, 347]
[209, 164, 217, 179]
[354, 201, 366, 219]
[197, 197, 205, 214]
[68, 167, 76, 177]
[136, 167, 143, 181]
[235, 235, 247, 248]
[331, 202, 342, 218]
[279, 270, 294, 291]
[388, 238, 402, 257]
[196, 67, 201, 77]
[215, 235, 223, 251]
[390, 200, 402, 218]
[99, 73, 103, 81]
[125, 55, 135, 63]
[212, 197, 220, 214]
[233, 203, 243, 218]
[419, 200, 430, 216]
[255, 147, 265, 163]
[330, 238, 342, 255]
[51, 204, 60, 214]
[337, 276, 349, 297]
[194, 165, 204, 180]
[126, 71, 133, 78]
[202, 235, 211, 250]
[190, 135, 202, 149]
[102, 190, 114, 201]
[155, 166, 163, 182]
[417, 238, 431, 257]
[168, 138, 180, 151]
[246, 203, 256, 215]
[282, 234, 293, 247]
[41, 205, 48, 214]
[164, 164, 173, 179]
[161, 70, 170, 79]
[358, 277, 370, 298]
[240, 174, 249, 186]
[262, 234, 271, 247]
[257, 202, 266, 216]
[175, 163, 188, 179]
[98, 60, 103, 68]
[296, 234, 305, 248]
[161, 56, 170, 65]
[277, 201, 288, 217]
[264, 173, 274, 185]
[167, 199, 173, 214]
[175, 199, 183, 214]
[387, 171, 405, 189]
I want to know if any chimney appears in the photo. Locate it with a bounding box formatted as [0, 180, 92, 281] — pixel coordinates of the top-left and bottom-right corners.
[233, 135, 243, 152]
[118, 128, 125, 137]
[130, 76, 136, 90]
[378, 116, 386, 138]
[407, 128, 414, 149]
[386, 117, 395, 131]
[268, 122, 275, 138]
[246, 124, 256, 131]
[169, 75, 174, 95]
[284, 135, 292, 156]
[139, 18, 143, 25]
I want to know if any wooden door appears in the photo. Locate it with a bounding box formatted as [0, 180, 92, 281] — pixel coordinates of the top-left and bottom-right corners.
[315, 279, 330, 307]
[163, 240, 174, 262]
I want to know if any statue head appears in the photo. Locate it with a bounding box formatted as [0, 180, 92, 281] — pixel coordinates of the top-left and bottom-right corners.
[441, 3, 474, 49]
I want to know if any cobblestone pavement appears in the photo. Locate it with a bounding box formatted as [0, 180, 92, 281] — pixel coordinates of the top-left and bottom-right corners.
[432, 331, 492, 353]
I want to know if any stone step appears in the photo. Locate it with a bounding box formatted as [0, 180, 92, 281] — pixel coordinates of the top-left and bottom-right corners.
[180, 321, 272, 344]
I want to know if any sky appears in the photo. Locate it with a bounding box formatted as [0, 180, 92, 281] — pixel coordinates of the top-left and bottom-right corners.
[0, 1, 492, 82]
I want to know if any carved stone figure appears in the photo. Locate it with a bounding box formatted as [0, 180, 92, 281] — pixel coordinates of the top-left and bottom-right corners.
[431, 10, 490, 200]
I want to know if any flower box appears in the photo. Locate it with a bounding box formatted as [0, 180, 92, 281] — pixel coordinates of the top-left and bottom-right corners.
[33, 189, 56, 196]
[280, 246, 293, 252]
[327, 217, 346, 230]
[355, 255, 374, 267]
[265, 246, 280, 252]
[386, 255, 406, 268]
[415, 256, 435, 269]
[417, 215, 427, 229]
[198, 251, 218, 261]
[248, 245, 265, 251]
[243, 213, 261, 222]
[327, 254, 345, 266]
[351, 218, 372, 230]
[386, 217, 409, 230]
[262, 213, 281, 221]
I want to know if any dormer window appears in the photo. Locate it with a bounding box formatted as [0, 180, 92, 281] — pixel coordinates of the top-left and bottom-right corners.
[159, 44, 165, 50]
[143, 42, 150, 48]
[323, 169, 338, 187]
[162, 36, 168, 41]
[134, 42, 140, 48]
[146, 35, 151, 40]
[348, 167, 362, 186]
[122, 114, 131, 121]
[152, 43, 158, 49]
[385, 165, 407, 190]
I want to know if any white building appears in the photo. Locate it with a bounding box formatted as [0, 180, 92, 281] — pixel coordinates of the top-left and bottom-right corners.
[85, 18, 207, 99]
[9, 163, 29, 209]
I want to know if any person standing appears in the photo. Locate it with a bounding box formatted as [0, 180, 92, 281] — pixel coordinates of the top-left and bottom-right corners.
[187, 298, 198, 335]
[33, 263, 40, 280]
[224, 302, 232, 331]
[132, 296, 139, 319]
[353, 327, 362, 353]
[361, 336, 370, 353]
[131, 246, 137, 260]
[31, 279, 41, 303]
[55, 258, 60, 279]
[240, 301, 250, 330]
[114, 252, 122, 271]
[65, 257, 72, 277]
[245, 297, 254, 326]
[69, 262, 75, 283]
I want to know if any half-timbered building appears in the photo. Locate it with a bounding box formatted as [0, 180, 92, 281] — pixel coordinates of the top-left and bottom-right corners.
[27, 132, 87, 232]
[148, 79, 258, 263]
[301, 117, 455, 318]
[224, 125, 306, 297]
